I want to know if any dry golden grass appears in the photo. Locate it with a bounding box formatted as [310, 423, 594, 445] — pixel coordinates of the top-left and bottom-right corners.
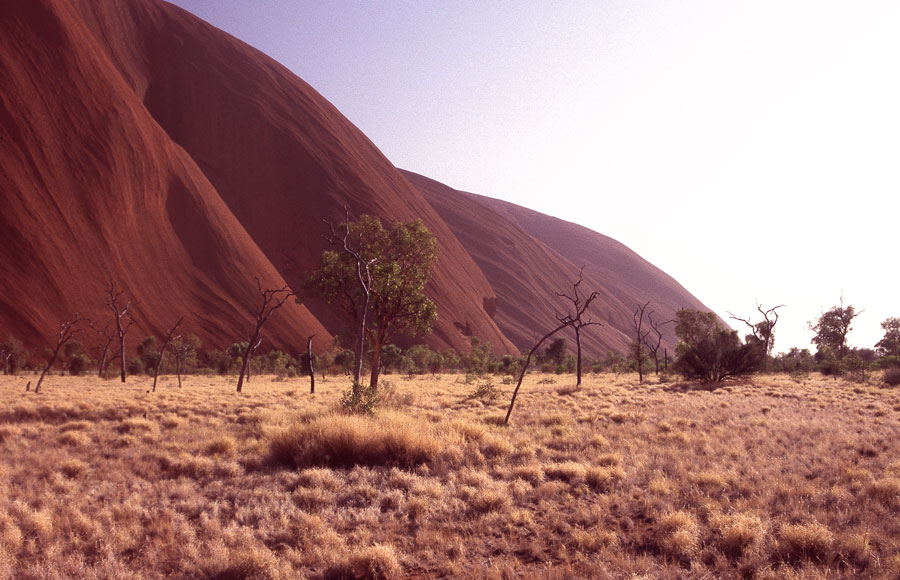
[1, 371, 900, 578]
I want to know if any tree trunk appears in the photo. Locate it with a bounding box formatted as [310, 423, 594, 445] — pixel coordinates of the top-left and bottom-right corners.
[307, 335, 315, 394]
[152, 319, 182, 393]
[353, 293, 369, 388]
[119, 336, 126, 383]
[368, 332, 384, 390]
[34, 354, 58, 394]
[505, 322, 568, 425]
[575, 327, 583, 387]
[236, 338, 255, 393]
[97, 343, 110, 378]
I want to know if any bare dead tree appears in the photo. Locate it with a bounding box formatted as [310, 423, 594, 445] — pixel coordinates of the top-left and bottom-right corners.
[307, 335, 316, 394]
[106, 278, 135, 383]
[172, 335, 199, 388]
[244, 335, 263, 384]
[151, 317, 183, 393]
[92, 320, 116, 378]
[644, 310, 674, 375]
[0, 347, 11, 376]
[505, 321, 570, 425]
[728, 302, 785, 371]
[323, 207, 376, 388]
[34, 314, 89, 394]
[237, 278, 294, 393]
[633, 302, 651, 384]
[555, 267, 603, 387]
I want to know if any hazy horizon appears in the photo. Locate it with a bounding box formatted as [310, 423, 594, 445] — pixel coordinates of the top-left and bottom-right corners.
[168, 0, 900, 355]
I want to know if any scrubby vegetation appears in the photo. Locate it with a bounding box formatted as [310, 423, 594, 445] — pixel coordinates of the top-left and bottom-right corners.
[2, 371, 900, 578]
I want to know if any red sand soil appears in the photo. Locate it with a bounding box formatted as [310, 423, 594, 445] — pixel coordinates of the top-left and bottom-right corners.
[1, 0, 713, 360]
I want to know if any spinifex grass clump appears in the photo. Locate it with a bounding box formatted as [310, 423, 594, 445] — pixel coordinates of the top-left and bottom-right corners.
[268, 412, 447, 469]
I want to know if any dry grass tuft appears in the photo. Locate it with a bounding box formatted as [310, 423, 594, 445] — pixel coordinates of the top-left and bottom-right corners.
[544, 461, 587, 484]
[864, 477, 900, 507]
[657, 510, 700, 559]
[59, 458, 89, 478]
[324, 544, 402, 580]
[204, 436, 236, 457]
[268, 412, 446, 469]
[712, 512, 766, 558]
[777, 521, 834, 563]
[585, 465, 624, 492]
[208, 547, 282, 580]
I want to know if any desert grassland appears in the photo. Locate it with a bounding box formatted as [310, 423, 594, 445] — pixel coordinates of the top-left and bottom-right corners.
[1, 372, 899, 580]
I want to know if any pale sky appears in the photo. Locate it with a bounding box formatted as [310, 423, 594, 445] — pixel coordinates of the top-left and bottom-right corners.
[167, 0, 900, 354]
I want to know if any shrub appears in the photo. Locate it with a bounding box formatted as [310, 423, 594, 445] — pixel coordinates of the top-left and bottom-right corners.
[674, 309, 761, 383]
[467, 380, 499, 402]
[883, 367, 900, 387]
[340, 383, 380, 416]
[125, 356, 144, 376]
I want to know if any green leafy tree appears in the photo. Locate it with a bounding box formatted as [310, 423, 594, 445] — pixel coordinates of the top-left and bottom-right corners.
[405, 344, 442, 374]
[876, 317, 900, 359]
[543, 338, 568, 367]
[64, 340, 87, 376]
[379, 344, 404, 374]
[1, 335, 27, 375]
[171, 334, 201, 387]
[809, 297, 860, 363]
[137, 336, 159, 375]
[464, 337, 494, 374]
[673, 309, 760, 384]
[728, 303, 784, 371]
[308, 214, 438, 390]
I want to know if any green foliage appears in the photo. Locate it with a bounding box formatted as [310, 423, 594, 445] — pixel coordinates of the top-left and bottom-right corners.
[334, 349, 355, 375]
[845, 350, 872, 383]
[126, 356, 144, 376]
[883, 367, 900, 387]
[876, 317, 900, 358]
[543, 338, 568, 367]
[379, 344, 404, 374]
[137, 336, 159, 375]
[673, 309, 761, 383]
[442, 349, 461, 371]
[1, 335, 27, 374]
[597, 352, 628, 376]
[405, 344, 443, 374]
[268, 350, 297, 378]
[306, 215, 439, 383]
[340, 383, 380, 416]
[171, 334, 201, 370]
[63, 340, 87, 376]
[772, 347, 816, 373]
[464, 337, 494, 374]
[498, 354, 523, 377]
[468, 380, 500, 402]
[809, 299, 859, 362]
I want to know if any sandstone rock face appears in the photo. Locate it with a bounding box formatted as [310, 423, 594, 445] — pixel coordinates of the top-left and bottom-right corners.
[1, 0, 711, 359]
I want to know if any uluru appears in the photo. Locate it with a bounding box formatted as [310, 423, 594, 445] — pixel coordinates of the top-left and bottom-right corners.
[0, 0, 713, 359]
